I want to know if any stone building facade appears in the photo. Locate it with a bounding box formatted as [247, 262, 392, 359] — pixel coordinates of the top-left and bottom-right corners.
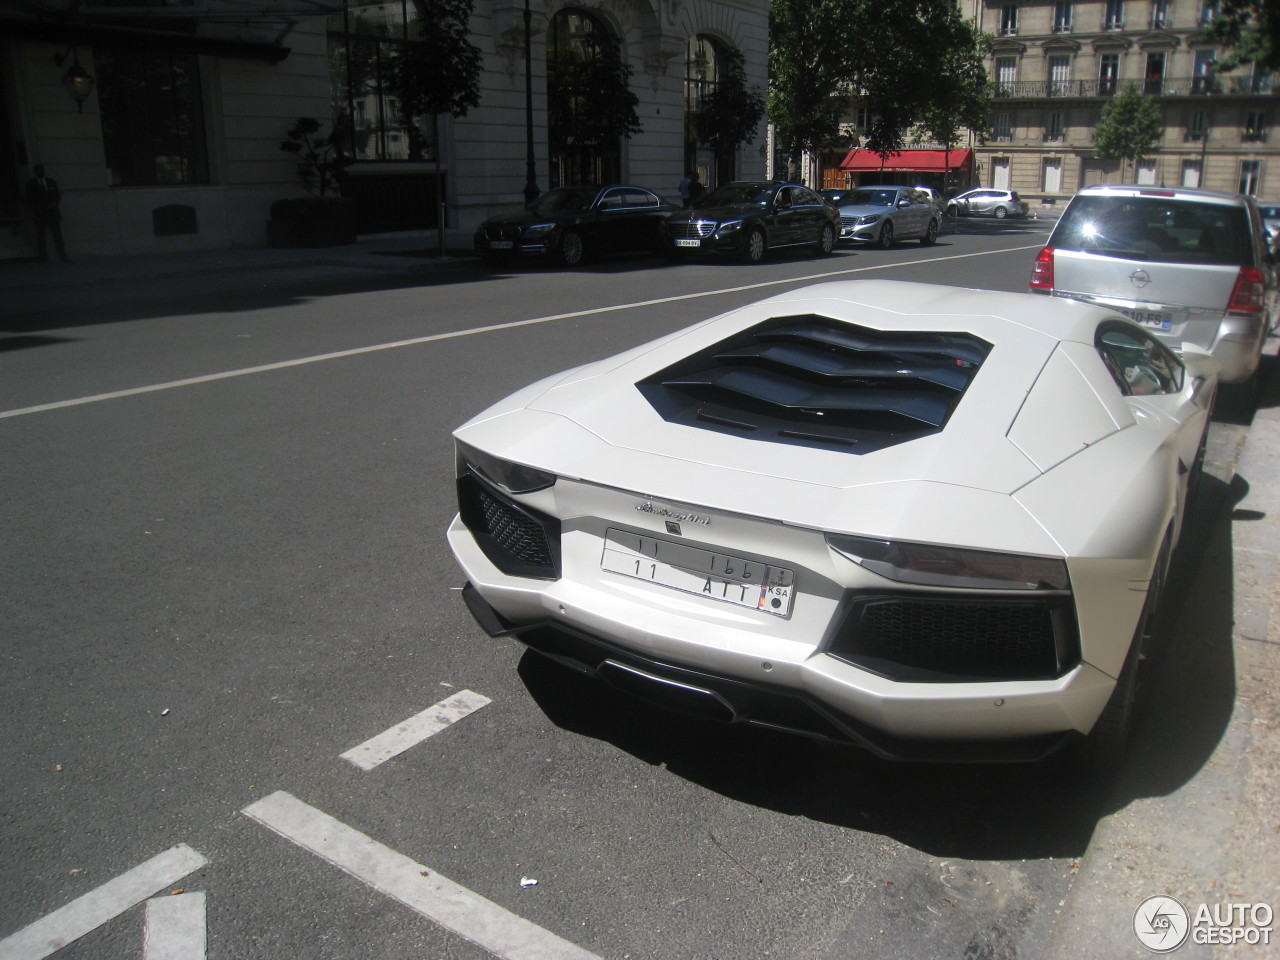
[0, 0, 767, 261]
[967, 0, 1280, 213]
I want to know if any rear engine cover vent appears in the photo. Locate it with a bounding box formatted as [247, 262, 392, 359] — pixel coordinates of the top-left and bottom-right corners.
[637, 314, 992, 454]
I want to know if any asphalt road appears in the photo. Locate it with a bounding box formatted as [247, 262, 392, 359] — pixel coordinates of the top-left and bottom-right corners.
[0, 218, 1254, 960]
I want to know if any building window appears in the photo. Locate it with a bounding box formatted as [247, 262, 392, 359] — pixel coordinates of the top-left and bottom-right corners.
[1136, 160, 1157, 185]
[96, 47, 209, 186]
[1104, 0, 1124, 30]
[1144, 52, 1165, 94]
[1000, 4, 1018, 36]
[1048, 55, 1071, 95]
[685, 35, 732, 186]
[328, 1, 435, 162]
[1193, 49, 1218, 93]
[1151, 0, 1170, 28]
[1053, 1, 1072, 32]
[1182, 159, 1202, 188]
[547, 8, 625, 187]
[996, 57, 1018, 95]
[1201, 1, 1220, 25]
[1244, 111, 1267, 142]
[1098, 54, 1120, 95]
[1186, 109, 1209, 142]
[1044, 112, 1064, 141]
[1240, 159, 1261, 195]
[1043, 158, 1062, 193]
[993, 112, 1013, 141]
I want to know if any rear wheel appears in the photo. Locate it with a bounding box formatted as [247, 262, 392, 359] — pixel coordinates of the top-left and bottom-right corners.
[920, 219, 939, 246]
[876, 221, 894, 249]
[1073, 533, 1171, 771]
[994, 206, 1009, 220]
[741, 228, 767, 263]
[558, 230, 585, 266]
[815, 223, 835, 256]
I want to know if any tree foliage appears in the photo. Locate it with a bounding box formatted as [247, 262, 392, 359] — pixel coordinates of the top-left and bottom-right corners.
[769, 0, 989, 169]
[548, 55, 643, 146]
[1092, 83, 1164, 177]
[696, 47, 767, 153]
[1205, 0, 1280, 72]
[395, 0, 483, 121]
[279, 117, 349, 196]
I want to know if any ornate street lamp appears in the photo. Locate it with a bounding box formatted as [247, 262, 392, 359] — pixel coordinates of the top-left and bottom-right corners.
[56, 49, 94, 114]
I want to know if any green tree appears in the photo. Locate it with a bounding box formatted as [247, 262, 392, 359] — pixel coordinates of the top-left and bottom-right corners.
[768, 0, 856, 173]
[696, 47, 766, 157]
[1092, 83, 1164, 181]
[393, 0, 483, 253]
[1205, 0, 1280, 72]
[769, 0, 989, 175]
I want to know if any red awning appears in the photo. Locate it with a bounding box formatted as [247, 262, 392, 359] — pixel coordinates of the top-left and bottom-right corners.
[839, 149, 974, 173]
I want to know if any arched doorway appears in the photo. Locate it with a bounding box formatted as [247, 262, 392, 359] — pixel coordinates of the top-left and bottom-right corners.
[547, 8, 623, 187]
[684, 35, 735, 188]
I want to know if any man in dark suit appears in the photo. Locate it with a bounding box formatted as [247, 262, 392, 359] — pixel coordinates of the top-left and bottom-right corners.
[25, 164, 70, 262]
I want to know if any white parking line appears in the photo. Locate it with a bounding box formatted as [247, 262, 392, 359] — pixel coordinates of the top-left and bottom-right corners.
[144, 891, 206, 960]
[243, 791, 602, 960]
[0, 845, 207, 960]
[0, 244, 1044, 420]
[341, 690, 492, 770]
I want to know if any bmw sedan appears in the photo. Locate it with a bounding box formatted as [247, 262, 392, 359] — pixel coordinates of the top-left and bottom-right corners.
[474, 184, 677, 266]
[447, 281, 1217, 765]
[660, 181, 838, 263]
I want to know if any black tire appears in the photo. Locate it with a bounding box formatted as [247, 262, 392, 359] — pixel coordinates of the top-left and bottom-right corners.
[558, 230, 585, 266]
[741, 227, 767, 263]
[920, 219, 939, 246]
[815, 223, 835, 256]
[1073, 533, 1172, 771]
[946, 203, 962, 218]
[876, 221, 894, 249]
[994, 206, 1008, 220]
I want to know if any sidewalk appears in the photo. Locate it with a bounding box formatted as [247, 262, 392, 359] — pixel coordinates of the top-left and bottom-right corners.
[0, 229, 472, 317]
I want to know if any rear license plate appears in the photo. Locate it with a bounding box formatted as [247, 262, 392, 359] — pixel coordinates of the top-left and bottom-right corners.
[490, 240, 514, 250]
[675, 238, 702, 248]
[601, 528, 794, 617]
[1119, 307, 1171, 330]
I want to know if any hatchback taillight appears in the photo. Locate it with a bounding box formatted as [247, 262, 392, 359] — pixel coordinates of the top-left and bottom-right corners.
[1030, 247, 1054, 291]
[1227, 265, 1266, 313]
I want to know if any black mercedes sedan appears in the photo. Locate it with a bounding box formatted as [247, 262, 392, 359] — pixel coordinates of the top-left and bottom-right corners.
[474, 184, 677, 266]
[659, 181, 838, 263]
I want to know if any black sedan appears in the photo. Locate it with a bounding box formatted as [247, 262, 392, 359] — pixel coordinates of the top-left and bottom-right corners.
[660, 181, 838, 263]
[474, 184, 677, 266]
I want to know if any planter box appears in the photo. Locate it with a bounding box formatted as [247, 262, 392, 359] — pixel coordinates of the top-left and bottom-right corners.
[267, 197, 357, 248]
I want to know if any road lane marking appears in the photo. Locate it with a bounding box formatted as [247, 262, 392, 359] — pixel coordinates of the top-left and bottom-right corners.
[242, 791, 603, 960]
[0, 243, 1044, 421]
[340, 689, 492, 771]
[0, 845, 207, 960]
[144, 891, 206, 960]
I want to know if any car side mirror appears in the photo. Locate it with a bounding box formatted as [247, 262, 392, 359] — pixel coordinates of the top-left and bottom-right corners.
[898, 199, 911, 207]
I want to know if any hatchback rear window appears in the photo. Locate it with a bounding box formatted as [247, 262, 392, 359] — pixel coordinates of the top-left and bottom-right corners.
[1050, 196, 1254, 266]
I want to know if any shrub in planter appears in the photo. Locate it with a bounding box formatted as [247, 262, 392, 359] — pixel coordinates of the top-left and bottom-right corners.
[268, 118, 354, 248]
[267, 196, 357, 248]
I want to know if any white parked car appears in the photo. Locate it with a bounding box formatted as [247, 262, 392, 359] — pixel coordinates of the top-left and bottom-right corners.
[448, 281, 1217, 764]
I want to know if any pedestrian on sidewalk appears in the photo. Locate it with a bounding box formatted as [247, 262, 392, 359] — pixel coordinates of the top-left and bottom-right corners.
[25, 164, 70, 263]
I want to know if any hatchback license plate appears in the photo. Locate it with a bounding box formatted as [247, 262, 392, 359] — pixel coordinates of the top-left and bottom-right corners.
[675, 238, 702, 248]
[490, 240, 515, 250]
[601, 529, 794, 617]
[1119, 307, 1171, 330]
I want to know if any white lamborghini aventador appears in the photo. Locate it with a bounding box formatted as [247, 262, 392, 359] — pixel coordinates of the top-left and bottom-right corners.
[447, 280, 1218, 763]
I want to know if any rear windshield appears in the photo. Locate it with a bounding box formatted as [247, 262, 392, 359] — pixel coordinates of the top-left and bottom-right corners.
[1050, 195, 1254, 265]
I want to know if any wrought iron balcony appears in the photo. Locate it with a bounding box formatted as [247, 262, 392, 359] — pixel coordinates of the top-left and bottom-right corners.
[991, 75, 1279, 99]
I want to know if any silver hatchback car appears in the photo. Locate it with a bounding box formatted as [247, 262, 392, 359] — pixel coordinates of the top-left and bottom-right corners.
[946, 188, 1029, 219]
[1030, 185, 1277, 384]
